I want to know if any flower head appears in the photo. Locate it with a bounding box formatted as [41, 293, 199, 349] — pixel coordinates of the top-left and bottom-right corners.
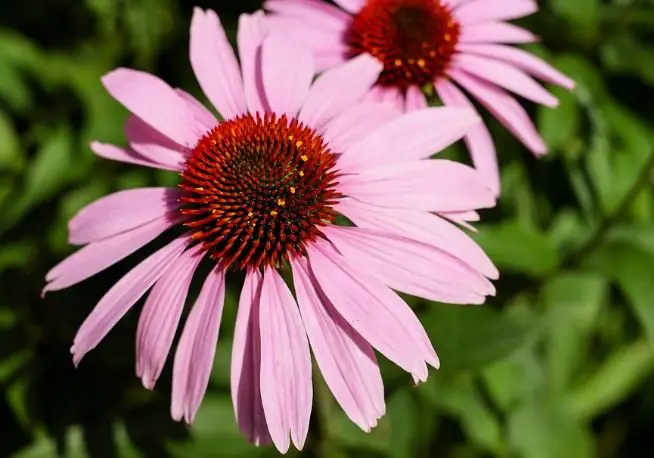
[44, 8, 498, 453]
[265, 0, 575, 196]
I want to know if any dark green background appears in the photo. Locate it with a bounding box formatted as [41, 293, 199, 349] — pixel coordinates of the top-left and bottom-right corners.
[2, 0, 654, 456]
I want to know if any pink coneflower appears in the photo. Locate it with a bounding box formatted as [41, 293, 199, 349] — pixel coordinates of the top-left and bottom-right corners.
[264, 0, 575, 195]
[44, 8, 498, 453]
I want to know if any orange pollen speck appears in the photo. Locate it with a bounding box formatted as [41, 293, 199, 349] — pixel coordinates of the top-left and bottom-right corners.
[347, 0, 460, 90]
[178, 112, 342, 271]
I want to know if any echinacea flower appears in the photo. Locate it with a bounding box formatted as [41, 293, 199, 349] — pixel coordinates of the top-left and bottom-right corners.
[44, 8, 498, 453]
[264, 0, 575, 196]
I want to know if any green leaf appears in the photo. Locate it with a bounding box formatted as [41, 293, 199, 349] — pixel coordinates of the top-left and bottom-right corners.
[565, 340, 653, 420]
[0, 110, 22, 171]
[538, 86, 581, 153]
[473, 222, 560, 277]
[422, 305, 542, 373]
[387, 390, 419, 458]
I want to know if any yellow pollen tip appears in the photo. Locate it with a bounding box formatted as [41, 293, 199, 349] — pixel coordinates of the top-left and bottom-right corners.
[277, 199, 286, 206]
[270, 210, 278, 217]
[288, 135, 294, 140]
[290, 187, 296, 194]
[296, 141, 303, 148]
[394, 59, 402, 66]
[301, 155, 308, 162]
[248, 212, 254, 218]
[299, 171, 305, 177]
[417, 58, 426, 68]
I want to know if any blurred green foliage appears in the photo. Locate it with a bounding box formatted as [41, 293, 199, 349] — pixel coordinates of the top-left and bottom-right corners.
[1, 0, 654, 457]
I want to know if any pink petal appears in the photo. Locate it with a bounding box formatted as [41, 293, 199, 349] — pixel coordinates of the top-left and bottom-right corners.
[175, 89, 218, 131]
[322, 225, 494, 304]
[338, 107, 480, 173]
[291, 257, 384, 432]
[455, 0, 537, 24]
[261, 33, 315, 117]
[190, 8, 247, 119]
[441, 211, 480, 232]
[136, 246, 204, 390]
[460, 22, 538, 44]
[450, 68, 546, 155]
[338, 160, 496, 212]
[361, 85, 405, 112]
[259, 268, 312, 452]
[308, 239, 438, 381]
[90, 142, 174, 171]
[454, 53, 558, 107]
[299, 54, 382, 129]
[321, 101, 401, 153]
[458, 44, 575, 90]
[435, 78, 500, 196]
[70, 237, 188, 366]
[44, 216, 173, 294]
[102, 68, 200, 147]
[332, 0, 366, 14]
[171, 266, 226, 423]
[405, 86, 428, 112]
[124, 116, 188, 170]
[237, 11, 270, 114]
[265, 0, 353, 30]
[231, 270, 272, 446]
[335, 198, 498, 280]
[68, 187, 178, 245]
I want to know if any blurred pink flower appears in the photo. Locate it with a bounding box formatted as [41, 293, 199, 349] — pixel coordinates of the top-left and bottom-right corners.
[265, 0, 575, 196]
[44, 8, 498, 453]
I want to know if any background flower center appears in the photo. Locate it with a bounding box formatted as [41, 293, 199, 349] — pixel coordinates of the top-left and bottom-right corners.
[179, 113, 341, 270]
[347, 0, 460, 90]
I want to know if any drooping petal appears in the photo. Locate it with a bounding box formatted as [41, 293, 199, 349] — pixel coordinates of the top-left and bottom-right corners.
[455, 0, 537, 24]
[44, 216, 174, 294]
[308, 239, 438, 381]
[231, 270, 271, 446]
[460, 22, 537, 44]
[338, 160, 496, 212]
[171, 266, 226, 423]
[70, 237, 188, 366]
[457, 44, 575, 89]
[265, 0, 353, 30]
[90, 142, 174, 171]
[102, 68, 200, 147]
[332, 0, 366, 14]
[450, 68, 546, 155]
[261, 33, 315, 117]
[335, 197, 498, 280]
[237, 11, 270, 114]
[338, 107, 480, 173]
[68, 187, 178, 245]
[298, 54, 382, 128]
[435, 78, 499, 196]
[453, 53, 558, 107]
[321, 101, 401, 153]
[259, 268, 312, 452]
[405, 86, 428, 112]
[175, 89, 218, 130]
[124, 116, 188, 170]
[292, 257, 385, 431]
[322, 225, 494, 304]
[440, 211, 480, 232]
[190, 8, 247, 119]
[361, 85, 405, 113]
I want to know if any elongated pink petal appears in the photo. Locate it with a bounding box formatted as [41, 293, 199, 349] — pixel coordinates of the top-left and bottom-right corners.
[299, 54, 382, 128]
[90, 142, 174, 171]
[450, 68, 546, 155]
[455, 0, 537, 24]
[237, 11, 270, 114]
[136, 246, 204, 390]
[124, 116, 188, 170]
[190, 8, 246, 119]
[435, 78, 499, 196]
[332, 0, 366, 14]
[338, 160, 496, 212]
[405, 86, 428, 112]
[44, 216, 173, 294]
[68, 187, 178, 245]
[259, 268, 312, 452]
[458, 44, 575, 89]
[172, 266, 226, 423]
[460, 22, 537, 44]
[261, 33, 315, 117]
[335, 198, 498, 280]
[454, 54, 558, 107]
[265, 0, 353, 30]
[231, 270, 271, 446]
[361, 85, 405, 112]
[440, 211, 480, 232]
[175, 89, 218, 130]
[70, 237, 188, 366]
[292, 257, 384, 432]
[321, 101, 401, 153]
[308, 240, 437, 381]
[338, 107, 480, 173]
[102, 68, 200, 147]
[322, 225, 494, 303]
